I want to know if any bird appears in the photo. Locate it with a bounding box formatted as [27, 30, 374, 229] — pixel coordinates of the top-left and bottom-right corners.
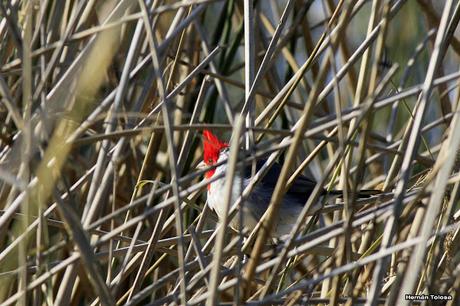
[197, 129, 378, 238]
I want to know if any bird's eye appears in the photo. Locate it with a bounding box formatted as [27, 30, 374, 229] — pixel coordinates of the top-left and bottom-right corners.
[208, 158, 213, 164]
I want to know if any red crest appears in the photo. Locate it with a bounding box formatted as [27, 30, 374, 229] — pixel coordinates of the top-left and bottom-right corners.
[202, 130, 228, 180]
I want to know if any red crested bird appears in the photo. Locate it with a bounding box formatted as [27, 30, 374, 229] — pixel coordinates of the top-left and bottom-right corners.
[197, 129, 378, 238]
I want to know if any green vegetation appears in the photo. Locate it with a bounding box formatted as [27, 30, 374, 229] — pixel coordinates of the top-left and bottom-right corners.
[0, 0, 459, 305]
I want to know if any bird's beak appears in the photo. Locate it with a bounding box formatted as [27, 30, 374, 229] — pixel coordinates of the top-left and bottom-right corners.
[196, 160, 207, 170]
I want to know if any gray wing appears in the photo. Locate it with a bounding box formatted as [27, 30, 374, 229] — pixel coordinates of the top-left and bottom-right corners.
[244, 159, 322, 204]
[242, 160, 324, 221]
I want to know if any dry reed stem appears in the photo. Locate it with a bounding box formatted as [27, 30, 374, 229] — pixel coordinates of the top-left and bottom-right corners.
[1, 0, 460, 305]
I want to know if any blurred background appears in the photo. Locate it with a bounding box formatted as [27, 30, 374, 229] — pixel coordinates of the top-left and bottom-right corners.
[0, 0, 460, 305]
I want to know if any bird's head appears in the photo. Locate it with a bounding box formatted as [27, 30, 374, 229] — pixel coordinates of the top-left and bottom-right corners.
[197, 129, 229, 179]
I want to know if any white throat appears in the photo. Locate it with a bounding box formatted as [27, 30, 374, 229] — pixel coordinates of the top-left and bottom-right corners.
[206, 150, 242, 218]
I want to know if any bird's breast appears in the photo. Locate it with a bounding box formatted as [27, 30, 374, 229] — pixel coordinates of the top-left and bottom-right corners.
[207, 174, 264, 234]
[207, 174, 242, 215]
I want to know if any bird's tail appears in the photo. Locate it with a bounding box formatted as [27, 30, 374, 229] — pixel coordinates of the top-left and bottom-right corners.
[328, 189, 381, 198]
